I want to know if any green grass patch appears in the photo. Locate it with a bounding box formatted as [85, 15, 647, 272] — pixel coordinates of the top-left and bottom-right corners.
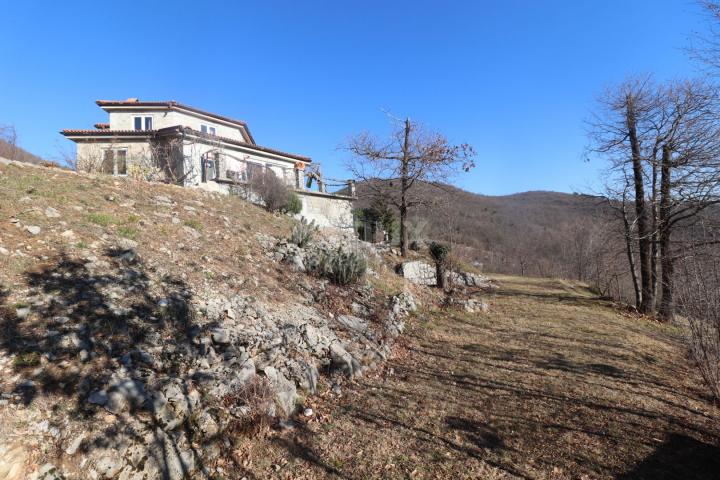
[75, 240, 89, 249]
[184, 219, 203, 231]
[13, 352, 40, 368]
[86, 212, 118, 226]
[117, 225, 139, 240]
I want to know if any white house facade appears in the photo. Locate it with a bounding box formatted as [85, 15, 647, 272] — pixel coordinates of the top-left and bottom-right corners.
[62, 99, 354, 228]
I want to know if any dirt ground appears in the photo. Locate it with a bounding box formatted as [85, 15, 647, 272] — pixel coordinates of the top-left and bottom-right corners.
[231, 275, 720, 480]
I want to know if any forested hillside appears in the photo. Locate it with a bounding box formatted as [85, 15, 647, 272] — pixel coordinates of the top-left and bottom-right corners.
[354, 182, 625, 291]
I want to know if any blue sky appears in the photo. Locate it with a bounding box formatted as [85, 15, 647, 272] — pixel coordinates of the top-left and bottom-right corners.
[0, 0, 709, 195]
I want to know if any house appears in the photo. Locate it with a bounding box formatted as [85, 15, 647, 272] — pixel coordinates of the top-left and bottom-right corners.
[61, 99, 354, 228]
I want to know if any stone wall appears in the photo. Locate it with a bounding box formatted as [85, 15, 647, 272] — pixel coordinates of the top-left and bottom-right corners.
[296, 190, 354, 230]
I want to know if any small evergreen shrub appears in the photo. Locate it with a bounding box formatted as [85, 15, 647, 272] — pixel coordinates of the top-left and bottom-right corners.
[429, 241, 451, 288]
[283, 193, 302, 215]
[317, 247, 367, 285]
[289, 218, 318, 248]
[429, 242, 451, 264]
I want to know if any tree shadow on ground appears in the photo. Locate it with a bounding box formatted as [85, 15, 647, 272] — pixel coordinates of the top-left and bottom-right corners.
[0, 248, 217, 478]
[615, 433, 720, 480]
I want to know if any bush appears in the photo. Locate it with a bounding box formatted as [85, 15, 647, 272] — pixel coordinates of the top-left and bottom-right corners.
[290, 218, 318, 248]
[248, 169, 291, 212]
[283, 192, 302, 215]
[222, 376, 275, 438]
[429, 241, 451, 288]
[429, 241, 451, 264]
[317, 247, 367, 285]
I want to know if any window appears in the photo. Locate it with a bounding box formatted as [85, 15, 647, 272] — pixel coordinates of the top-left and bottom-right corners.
[134, 116, 153, 131]
[101, 149, 128, 175]
[200, 124, 216, 135]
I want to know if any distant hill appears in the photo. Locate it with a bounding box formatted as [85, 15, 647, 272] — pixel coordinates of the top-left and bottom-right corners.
[0, 138, 47, 165]
[354, 181, 615, 279]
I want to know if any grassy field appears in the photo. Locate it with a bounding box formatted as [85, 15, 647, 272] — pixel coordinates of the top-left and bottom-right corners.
[229, 275, 720, 479]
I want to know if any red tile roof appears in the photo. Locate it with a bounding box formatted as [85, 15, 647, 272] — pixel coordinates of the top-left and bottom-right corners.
[95, 100, 256, 144]
[61, 126, 311, 163]
[62, 129, 154, 136]
[94, 123, 110, 129]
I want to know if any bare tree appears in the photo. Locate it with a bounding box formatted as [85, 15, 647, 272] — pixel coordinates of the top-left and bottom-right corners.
[587, 78, 659, 313]
[676, 245, 720, 401]
[247, 168, 291, 212]
[347, 116, 475, 256]
[589, 78, 720, 319]
[653, 80, 720, 319]
[0, 124, 18, 161]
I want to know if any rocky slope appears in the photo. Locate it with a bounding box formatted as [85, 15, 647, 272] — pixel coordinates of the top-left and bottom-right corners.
[0, 160, 424, 479]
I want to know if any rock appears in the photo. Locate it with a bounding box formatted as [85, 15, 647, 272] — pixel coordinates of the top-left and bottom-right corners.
[263, 366, 297, 417]
[44, 207, 60, 218]
[398, 261, 436, 285]
[182, 225, 201, 239]
[15, 307, 30, 319]
[336, 315, 368, 335]
[462, 298, 489, 313]
[116, 238, 137, 251]
[390, 292, 417, 317]
[30, 463, 64, 480]
[0, 246, 9, 256]
[65, 432, 86, 455]
[143, 429, 195, 480]
[350, 302, 371, 317]
[447, 270, 492, 288]
[330, 342, 361, 378]
[78, 349, 90, 362]
[25, 225, 41, 235]
[211, 329, 230, 345]
[195, 410, 219, 439]
[96, 453, 124, 479]
[303, 408, 313, 417]
[105, 379, 146, 413]
[87, 390, 108, 406]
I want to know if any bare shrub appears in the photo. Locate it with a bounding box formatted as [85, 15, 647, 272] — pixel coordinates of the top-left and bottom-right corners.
[222, 375, 275, 438]
[676, 253, 720, 401]
[248, 169, 291, 212]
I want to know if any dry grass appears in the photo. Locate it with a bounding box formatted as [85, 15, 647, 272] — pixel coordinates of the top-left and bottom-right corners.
[233, 275, 720, 479]
[0, 162, 294, 304]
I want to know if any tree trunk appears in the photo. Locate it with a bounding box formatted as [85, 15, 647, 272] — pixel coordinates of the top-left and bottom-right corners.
[651, 156, 659, 303]
[626, 96, 654, 313]
[621, 193, 642, 308]
[399, 118, 411, 257]
[658, 144, 674, 320]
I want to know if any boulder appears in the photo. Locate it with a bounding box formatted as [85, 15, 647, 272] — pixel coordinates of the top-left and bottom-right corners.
[398, 261, 436, 285]
[447, 271, 492, 288]
[263, 366, 297, 417]
[329, 342, 361, 378]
